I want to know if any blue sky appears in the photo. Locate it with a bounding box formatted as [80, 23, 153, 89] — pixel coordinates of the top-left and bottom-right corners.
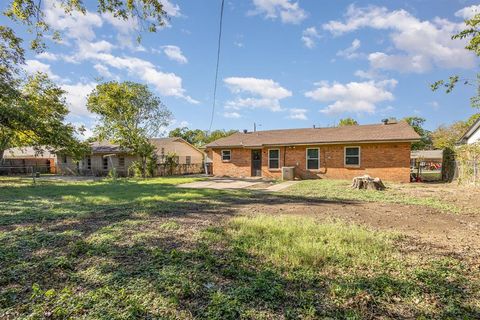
[3, 0, 480, 137]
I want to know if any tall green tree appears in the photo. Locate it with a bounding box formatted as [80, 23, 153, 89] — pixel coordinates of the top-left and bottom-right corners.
[431, 113, 480, 149]
[169, 127, 238, 146]
[0, 72, 88, 162]
[403, 116, 433, 150]
[87, 81, 172, 177]
[337, 118, 358, 127]
[2, 0, 169, 161]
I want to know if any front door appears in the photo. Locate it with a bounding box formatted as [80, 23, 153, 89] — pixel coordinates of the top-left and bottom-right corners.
[251, 149, 262, 176]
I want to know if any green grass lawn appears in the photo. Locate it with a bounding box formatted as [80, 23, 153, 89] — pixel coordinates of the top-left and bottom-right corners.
[0, 177, 478, 319]
[283, 179, 460, 213]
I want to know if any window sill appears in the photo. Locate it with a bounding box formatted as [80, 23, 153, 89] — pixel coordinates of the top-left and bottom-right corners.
[268, 168, 281, 171]
[345, 165, 361, 168]
[222, 160, 231, 163]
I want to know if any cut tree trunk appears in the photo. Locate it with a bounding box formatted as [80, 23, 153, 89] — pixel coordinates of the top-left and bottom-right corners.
[351, 175, 386, 190]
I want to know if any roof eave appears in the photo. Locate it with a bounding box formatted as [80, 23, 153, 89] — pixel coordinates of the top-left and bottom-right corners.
[206, 138, 420, 149]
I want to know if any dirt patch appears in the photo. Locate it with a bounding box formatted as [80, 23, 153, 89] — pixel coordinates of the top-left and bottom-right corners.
[392, 183, 480, 215]
[232, 194, 480, 259]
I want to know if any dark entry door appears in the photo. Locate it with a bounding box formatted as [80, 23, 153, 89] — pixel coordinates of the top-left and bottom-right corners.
[251, 149, 262, 177]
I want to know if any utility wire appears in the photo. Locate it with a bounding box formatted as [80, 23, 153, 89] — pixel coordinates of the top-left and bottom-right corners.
[208, 0, 225, 133]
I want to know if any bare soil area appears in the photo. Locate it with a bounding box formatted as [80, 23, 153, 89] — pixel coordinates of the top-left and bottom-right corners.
[392, 182, 480, 215]
[231, 193, 480, 260]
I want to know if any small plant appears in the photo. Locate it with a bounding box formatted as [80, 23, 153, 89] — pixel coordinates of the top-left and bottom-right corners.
[164, 152, 179, 175]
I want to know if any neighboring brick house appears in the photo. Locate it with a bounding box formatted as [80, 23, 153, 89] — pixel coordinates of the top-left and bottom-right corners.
[205, 121, 420, 182]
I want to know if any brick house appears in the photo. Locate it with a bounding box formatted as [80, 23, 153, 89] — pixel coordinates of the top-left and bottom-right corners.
[205, 121, 420, 182]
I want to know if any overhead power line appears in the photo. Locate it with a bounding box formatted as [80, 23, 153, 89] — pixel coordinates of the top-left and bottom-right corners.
[208, 0, 225, 133]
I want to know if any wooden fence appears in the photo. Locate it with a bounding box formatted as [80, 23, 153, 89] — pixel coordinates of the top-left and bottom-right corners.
[155, 163, 205, 176]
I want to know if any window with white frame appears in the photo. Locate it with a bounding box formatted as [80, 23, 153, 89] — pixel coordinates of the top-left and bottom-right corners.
[268, 149, 280, 169]
[345, 147, 360, 166]
[306, 148, 320, 170]
[221, 150, 231, 161]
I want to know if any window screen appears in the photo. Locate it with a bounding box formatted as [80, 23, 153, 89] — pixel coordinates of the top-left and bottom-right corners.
[268, 149, 280, 169]
[306, 148, 319, 170]
[345, 147, 360, 166]
[221, 150, 231, 161]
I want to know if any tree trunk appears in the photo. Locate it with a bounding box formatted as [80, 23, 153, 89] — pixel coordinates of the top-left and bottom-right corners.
[351, 175, 386, 190]
[141, 156, 147, 178]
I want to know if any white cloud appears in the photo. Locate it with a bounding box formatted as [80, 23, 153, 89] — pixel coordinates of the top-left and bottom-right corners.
[224, 77, 292, 99]
[305, 79, 397, 114]
[61, 82, 97, 117]
[76, 40, 115, 60]
[35, 52, 58, 61]
[336, 39, 361, 59]
[323, 5, 476, 73]
[102, 12, 145, 51]
[162, 0, 181, 17]
[287, 108, 307, 120]
[43, 0, 102, 41]
[93, 64, 114, 78]
[223, 77, 292, 114]
[42, 0, 196, 104]
[162, 45, 188, 64]
[301, 27, 321, 48]
[429, 101, 440, 110]
[225, 97, 283, 112]
[249, 0, 307, 24]
[24, 59, 60, 80]
[224, 112, 241, 119]
[455, 5, 480, 19]
[354, 69, 381, 80]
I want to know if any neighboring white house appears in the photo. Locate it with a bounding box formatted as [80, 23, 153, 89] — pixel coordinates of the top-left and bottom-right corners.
[459, 118, 480, 144]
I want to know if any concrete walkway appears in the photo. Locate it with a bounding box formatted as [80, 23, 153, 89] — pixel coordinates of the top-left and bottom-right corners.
[177, 178, 298, 192]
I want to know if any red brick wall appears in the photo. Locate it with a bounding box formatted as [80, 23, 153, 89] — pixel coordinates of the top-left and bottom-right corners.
[211, 148, 252, 177]
[209, 142, 412, 182]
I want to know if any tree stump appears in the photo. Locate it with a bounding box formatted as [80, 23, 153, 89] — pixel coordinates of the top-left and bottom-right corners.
[351, 175, 386, 190]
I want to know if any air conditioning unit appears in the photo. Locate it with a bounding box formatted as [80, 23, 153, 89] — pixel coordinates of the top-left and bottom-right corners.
[282, 166, 295, 181]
